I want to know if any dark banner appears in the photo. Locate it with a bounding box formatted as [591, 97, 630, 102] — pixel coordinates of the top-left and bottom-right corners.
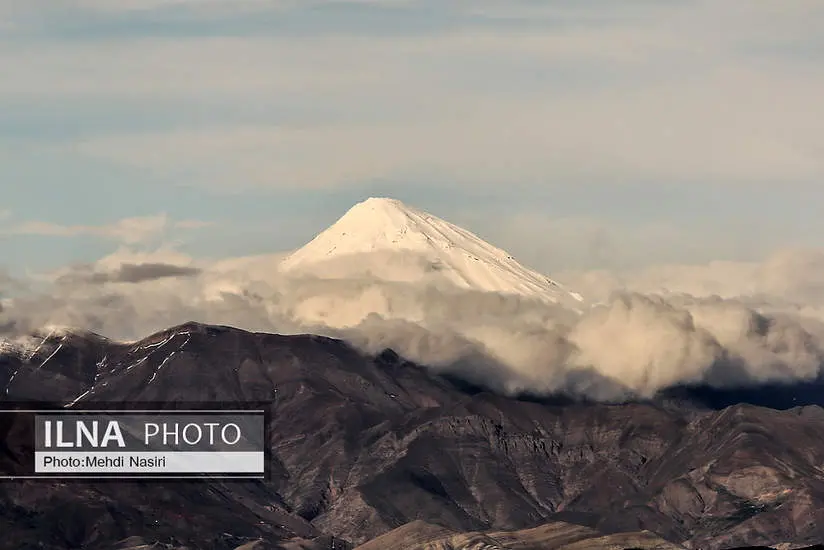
[0, 403, 269, 480]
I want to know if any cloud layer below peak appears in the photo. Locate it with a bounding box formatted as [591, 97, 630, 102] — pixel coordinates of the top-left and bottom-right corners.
[2, 246, 823, 401]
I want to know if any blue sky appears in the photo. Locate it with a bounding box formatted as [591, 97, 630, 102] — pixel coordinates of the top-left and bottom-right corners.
[1, 0, 823, 277]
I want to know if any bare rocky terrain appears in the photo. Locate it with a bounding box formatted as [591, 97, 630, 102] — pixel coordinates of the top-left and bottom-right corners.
[353, 519, 686, 549]
[2, 322, 824, 549]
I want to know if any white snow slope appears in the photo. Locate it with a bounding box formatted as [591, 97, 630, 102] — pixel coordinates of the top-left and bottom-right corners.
[280, 197, 584, 306]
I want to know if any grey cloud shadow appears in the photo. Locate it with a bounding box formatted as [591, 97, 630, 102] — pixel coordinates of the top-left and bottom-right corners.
[56, 262, 202, 286]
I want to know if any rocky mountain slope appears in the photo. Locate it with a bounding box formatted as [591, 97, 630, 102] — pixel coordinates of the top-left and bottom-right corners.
[353, 519, 685, 549]
[2, 322, 824, 549]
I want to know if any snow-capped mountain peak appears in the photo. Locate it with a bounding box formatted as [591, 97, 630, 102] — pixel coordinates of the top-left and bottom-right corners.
[280, 197, 584, 305]
[282, 197, 497, 259]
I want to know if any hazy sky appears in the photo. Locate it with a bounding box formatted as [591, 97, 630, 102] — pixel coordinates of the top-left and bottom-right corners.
[2, 0, 823, 276]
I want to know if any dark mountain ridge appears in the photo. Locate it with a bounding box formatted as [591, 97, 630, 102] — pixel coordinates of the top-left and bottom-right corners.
[1, 321, 824, 549]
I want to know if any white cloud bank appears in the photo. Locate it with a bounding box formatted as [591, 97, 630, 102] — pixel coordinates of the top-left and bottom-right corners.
[2, 246, 823, 401]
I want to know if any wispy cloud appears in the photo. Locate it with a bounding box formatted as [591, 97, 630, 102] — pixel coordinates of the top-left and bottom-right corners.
[5, 214, 212, 244]
[71, 65, 824, 190]
[2, 1, 822, 190]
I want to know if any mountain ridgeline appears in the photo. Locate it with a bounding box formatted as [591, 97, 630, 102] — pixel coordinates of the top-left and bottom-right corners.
[2, 322, 824, 549]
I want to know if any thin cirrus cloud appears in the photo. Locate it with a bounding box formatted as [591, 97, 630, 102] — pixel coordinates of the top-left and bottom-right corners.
[3, 214, 212, 245]
[2, 0, 822, 191]
[71, 69, 824, 191]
